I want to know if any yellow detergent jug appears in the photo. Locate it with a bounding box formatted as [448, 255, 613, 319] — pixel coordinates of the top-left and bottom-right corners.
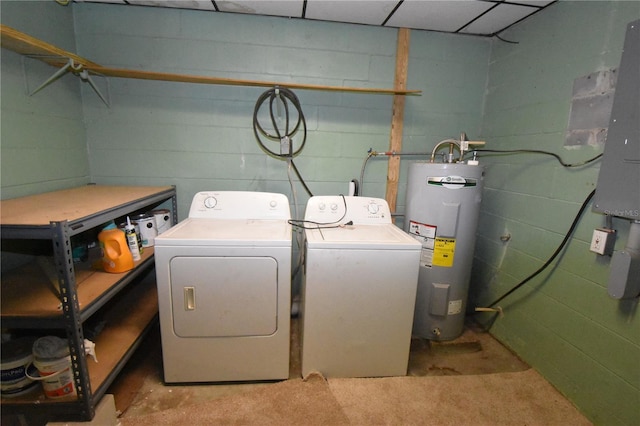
[98, 221, 134, 273]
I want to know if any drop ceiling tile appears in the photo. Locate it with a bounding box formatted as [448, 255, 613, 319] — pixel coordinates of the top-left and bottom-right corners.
[385, 0, 493, 32]
[460, 3, 539, 35]
[305, 0, 398, 26]
[216, 1, 303, 18]
[126, 0, 216, 10]
[74, 0, 555, 36]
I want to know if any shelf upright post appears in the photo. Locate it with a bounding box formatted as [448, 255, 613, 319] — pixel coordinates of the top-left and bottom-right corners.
[171, 190, 178, 225]
[51, 220, 95, 421]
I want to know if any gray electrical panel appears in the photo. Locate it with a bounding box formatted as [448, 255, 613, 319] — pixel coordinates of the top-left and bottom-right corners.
[593, 20, 640, 220]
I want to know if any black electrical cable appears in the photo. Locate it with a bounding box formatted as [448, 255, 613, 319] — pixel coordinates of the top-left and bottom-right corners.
[289, 159, 314, 198]
[288, 195, 349, 230]
[478, 188, 596, 312]
[472, 149, 602, 168]
[494, 34, 519, 44]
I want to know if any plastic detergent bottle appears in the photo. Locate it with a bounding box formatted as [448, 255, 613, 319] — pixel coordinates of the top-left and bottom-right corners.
[98, 221, 134, 273]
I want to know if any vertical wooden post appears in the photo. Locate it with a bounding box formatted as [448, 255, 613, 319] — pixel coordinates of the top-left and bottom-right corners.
[385, 27, 410, 214]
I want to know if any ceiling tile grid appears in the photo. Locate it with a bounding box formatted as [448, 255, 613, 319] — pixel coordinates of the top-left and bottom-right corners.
[74, 0, 556, 37]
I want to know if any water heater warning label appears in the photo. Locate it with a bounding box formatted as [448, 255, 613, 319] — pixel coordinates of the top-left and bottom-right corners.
[433, 238, 456, 267]
[408, 221, 436, 239]
[408, 221, 437, 267]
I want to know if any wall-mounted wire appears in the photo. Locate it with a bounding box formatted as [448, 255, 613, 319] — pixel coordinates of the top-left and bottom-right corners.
[474, 188, 596, 328]
[357, 146, 602, 197]
[470, 149, 602, 168]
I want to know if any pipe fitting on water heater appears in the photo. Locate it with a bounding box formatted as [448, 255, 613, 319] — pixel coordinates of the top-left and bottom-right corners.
[429, 133, 485, 164]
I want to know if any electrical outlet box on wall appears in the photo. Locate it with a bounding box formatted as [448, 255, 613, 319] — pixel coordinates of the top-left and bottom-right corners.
[590, 228, 616, 255]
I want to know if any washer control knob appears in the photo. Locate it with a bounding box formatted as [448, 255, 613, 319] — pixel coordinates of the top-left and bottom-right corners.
[203, 196, 217, 209]
[318, 203, 326, 211]
[270, 200, 278, 208]
[368, 202, 379, 214]
[330, 203, 338, 211]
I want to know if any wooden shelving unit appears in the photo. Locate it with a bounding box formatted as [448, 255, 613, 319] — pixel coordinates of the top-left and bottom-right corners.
[0, 184, 176, 423]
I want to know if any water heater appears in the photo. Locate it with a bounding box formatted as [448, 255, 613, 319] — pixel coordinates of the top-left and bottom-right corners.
[405, 156, 484, 341]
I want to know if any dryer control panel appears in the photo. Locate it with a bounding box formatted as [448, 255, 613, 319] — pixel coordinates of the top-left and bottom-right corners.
[188, 191, 290, 220]
[304, 196, 392, 225]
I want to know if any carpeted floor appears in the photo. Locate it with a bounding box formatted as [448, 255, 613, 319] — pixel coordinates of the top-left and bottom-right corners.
[119, 369, 591, 425]
[113, 319, 592, 425]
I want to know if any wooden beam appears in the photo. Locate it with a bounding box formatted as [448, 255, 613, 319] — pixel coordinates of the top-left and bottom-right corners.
[83, 65, 421, 95]
[1, 24, 421, 96]
[385, 28, 410, 214]
[0, 24, 99, 67]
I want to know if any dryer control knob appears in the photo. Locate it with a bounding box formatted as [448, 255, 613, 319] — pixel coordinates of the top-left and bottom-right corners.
[270, 200, 278, 208]
[368, 202, 380, 214]
[204, 196, 217, 209]
[330, 203, 338, 211]
[318, 203, 326, 211]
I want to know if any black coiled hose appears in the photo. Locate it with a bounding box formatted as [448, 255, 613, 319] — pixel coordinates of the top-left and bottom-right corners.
[252, 86, 313, 197]
[253, 86, 307, 159]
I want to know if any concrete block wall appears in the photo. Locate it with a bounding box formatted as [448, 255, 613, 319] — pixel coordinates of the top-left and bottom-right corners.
[71, 2, 490, 220]
[471, 2, 640, 425]
[0, 1, 89, 199]
[2, 1, 638, 424]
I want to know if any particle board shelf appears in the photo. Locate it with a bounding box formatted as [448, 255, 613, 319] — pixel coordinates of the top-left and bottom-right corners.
[0, 248, 155, 326]
[0, 24, 421, 96]
[1, 276, 158, 406]
[0, 185, 175, 238]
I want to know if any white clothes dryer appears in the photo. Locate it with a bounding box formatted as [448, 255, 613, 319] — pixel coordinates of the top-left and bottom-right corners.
[300, 196, 421, 378]
[154, 191, 292, 383]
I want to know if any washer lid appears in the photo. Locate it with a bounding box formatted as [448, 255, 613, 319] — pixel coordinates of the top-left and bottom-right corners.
[305, 224, 421, 250]
[155, 218, 292, 246]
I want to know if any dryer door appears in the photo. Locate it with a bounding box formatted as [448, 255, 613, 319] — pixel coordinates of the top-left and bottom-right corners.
[169, 256, 278, 337]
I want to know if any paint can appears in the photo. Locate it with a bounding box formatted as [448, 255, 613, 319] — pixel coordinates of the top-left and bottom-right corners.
[132, 214, 157, 247]
[151, 209, 173, 234]
[1, 337, 38, 397]
[27, 336, 76, 399]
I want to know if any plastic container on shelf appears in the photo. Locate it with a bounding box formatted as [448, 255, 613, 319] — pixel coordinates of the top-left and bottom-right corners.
[1, 337, 39, 397]
[27, 336, 76, 399]
[98, 221, 134, 273]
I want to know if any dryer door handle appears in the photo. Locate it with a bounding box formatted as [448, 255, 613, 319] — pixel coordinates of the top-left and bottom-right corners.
[184, 287, 196, 310]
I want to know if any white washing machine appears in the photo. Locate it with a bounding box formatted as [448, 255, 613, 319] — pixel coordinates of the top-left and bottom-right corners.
[154, 191, 292, 383]
[300, 196, 421, 378]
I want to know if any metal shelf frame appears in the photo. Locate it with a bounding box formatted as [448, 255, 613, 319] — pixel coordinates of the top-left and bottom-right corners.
[0, 185, 177, 423]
